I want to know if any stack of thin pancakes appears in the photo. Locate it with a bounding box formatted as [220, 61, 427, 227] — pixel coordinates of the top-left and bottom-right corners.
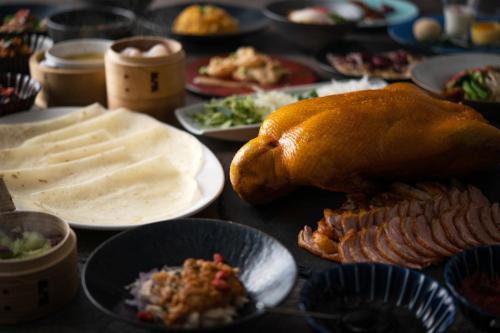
[0, 104, 203, 226]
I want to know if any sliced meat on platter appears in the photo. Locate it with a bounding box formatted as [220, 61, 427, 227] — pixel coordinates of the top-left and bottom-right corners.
[298, 182, 500, 269]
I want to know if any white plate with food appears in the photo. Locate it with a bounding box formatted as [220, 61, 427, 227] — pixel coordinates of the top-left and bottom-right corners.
[0, 105, 224, 230]
[175, 77, 387, 141]
[411, 53, 500, 120]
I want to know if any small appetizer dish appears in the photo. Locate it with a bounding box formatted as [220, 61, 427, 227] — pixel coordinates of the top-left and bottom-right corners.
[411, 53, 500, 120]
[0, 34, 52, 73]
[300, 263, 455, 333]
[326, 49, 423, 80]
[186, 46, 317, 97]
[0, 73, 41, 117]
[140, 3, 267, 43]
[444, 65, 500, 103]
[0, 9, 47, 34]
[444, 245, 500, 332]
[127, 255, 248, 328]
[82, 218, 297, 330]
[0, 178, 79, 323]
[176, 77, 386, 141]
[264, 0, 418, 50]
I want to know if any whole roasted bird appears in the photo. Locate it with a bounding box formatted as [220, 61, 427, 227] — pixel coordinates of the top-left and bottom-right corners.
[230, 83, 500, 204]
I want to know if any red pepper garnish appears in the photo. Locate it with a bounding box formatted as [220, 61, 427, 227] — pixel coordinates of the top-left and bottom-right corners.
[0, 87, 15, 97]
[136, 311, 155, 322]
[15, 9, 30, 21]
[312, 6, 329, 13]
[215, 270, 228, 280]
[211, 278, 230, 291]
[213, 252, 223, 264]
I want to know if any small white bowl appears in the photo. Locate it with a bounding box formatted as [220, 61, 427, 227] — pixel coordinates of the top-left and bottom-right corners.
[45, 38, 111, 69]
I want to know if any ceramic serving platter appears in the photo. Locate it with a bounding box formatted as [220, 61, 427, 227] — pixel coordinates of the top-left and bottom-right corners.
[0, 107, 225, 230]
[175, 80, 386, 142]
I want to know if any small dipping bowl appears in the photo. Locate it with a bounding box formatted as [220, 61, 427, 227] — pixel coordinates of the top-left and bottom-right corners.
[300, 263, 456, 333]
[0, 210, 79, 324]
[444, 245, 500, 332]
[45, 38, 112, 69]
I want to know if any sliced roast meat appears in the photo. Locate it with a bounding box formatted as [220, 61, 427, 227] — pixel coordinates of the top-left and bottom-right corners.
[400, 216, 439, 259]
[359, 228, 392, 264]
[439, 209, 469, 249]
[383, 217, 429, 266]
[453, 209, 481, 246]
[338, 230, 356, 263]
[397, 200, 410, 217]
[323, 210, 343, 240]
[340, 213, 359, 235]
[348, 233, 370, 263]
[298, 226, 340, 261]
[468, 185, 491, 207]
[375, 226, 422, 269]
[412, 216, 452, 257]
[492, 203, 500, 228]
[479, 206, 500, 242]
[430, 217, 460, 255]
[466, 204, 496, 244]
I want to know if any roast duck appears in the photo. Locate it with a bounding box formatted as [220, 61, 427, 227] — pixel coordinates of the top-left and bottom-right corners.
[230, 83, 500, 268]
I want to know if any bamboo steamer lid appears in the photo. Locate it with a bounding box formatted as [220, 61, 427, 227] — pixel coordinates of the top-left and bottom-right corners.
[29, 51, 107, 108]
[105, 36, 185, 122]
[0, 179, 79, 324]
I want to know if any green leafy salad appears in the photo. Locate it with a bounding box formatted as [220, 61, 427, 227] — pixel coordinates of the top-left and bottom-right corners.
[192, 90, 318, 128]
[0, 229, 60, 260]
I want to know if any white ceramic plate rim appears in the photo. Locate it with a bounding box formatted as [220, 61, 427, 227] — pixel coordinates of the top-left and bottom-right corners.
[0, 107, 225, 231]
[411, 53, 500, 94]
[175, 79, 387, 137]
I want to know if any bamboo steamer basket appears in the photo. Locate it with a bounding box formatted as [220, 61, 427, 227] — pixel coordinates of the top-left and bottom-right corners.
[29, 51, 107, 107]
[105, 36, 185, 122]
[0, 178, 79, 324]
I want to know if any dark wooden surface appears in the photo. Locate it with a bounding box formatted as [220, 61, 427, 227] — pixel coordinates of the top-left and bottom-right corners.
[3, 0, 496, 332]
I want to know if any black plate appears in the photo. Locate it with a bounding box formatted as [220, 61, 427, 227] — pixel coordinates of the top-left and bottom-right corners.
[82, 218, 297, 331]
[138, 2, 268, 44]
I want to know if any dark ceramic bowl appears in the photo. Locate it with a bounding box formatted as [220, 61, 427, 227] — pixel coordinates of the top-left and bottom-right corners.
[0, 73, 41, 117]
[263, 0, 360, 51]
[444, 245, 500, 332]
[47, 5, 135, 42]
[82, 218, 297, 331]
[138, 2, 268, 45]
[300, 263, 456, 333]
[82, 0, 153, 14]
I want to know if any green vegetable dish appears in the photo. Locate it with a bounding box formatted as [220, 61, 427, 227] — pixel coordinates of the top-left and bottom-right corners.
[192, 90, 317, 128]
[0, 228, 62, 260]
[445, 66, 500, 103]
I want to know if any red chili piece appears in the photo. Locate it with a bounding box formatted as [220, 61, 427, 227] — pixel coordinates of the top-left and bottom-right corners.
[215, 270, 228, 280]
[211, 279, 230, 291]
[136, 311, 155, 322]
[213, 253, 223, 264]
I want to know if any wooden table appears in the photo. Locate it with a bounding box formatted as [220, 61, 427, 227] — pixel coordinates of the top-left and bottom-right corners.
[4, 1, 496, 332]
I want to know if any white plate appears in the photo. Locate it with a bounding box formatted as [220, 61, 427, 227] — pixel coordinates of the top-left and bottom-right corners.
[0, 107, 225, 230]
[175, 80, 387, 142]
